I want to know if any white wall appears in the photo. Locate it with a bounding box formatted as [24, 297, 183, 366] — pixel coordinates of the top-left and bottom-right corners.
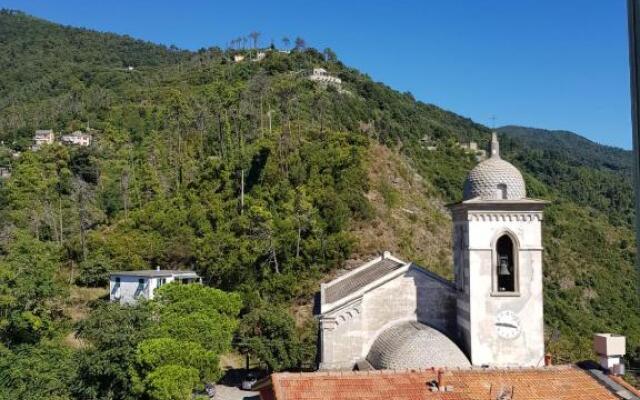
[319, 267, 456, 370]
[455, 210, 545, 367]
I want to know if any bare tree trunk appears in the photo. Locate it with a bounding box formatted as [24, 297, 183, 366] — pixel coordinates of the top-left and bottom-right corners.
[78, 189, 88, 261]
[217, 111, 225, 158]
[121, 171, 129, 218]
[177, 130, 182, 190]
[271, 242, 280, 274]
[240, 169, 245, 215]
[58, 197, 64, 246]
[260, 95, 264, 138]
[296, 221, 301, 258]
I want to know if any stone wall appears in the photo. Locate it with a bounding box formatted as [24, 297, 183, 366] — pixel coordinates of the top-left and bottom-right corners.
[319, 266, 457, 370]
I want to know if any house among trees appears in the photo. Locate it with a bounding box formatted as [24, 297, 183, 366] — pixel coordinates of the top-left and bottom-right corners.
[254, 133, 638, 400]
[253, 51, 267, 61]
[459, 140, 487, 161]
[32, 129, 54, 149]
[0, 167, 11, 179]
[109, 269, 201, 304]
[60, 130, 92, 146]
[307, 67, 342, 89]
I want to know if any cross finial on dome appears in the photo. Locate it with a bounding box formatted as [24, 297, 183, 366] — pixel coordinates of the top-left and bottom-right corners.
[491, 132, 500, 158]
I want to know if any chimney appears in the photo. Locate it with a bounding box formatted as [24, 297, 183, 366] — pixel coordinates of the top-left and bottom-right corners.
[436, 369, 453, 392]
[594, 333, 626, 374]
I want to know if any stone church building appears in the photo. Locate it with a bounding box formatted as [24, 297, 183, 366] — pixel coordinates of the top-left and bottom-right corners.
[318, 133, 548, 370]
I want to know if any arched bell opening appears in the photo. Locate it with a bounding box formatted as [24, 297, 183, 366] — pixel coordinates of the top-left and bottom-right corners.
[496, 235, 516, 292]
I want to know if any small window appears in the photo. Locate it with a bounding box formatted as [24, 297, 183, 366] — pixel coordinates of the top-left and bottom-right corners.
[496, 235, 516, 292]
[112, 277, 121, 299]
[135, 278, 146, 298]
[498, 183, 507, 199]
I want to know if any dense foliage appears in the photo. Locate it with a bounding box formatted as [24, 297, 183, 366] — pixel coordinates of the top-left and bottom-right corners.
[0, 9, 638, 399]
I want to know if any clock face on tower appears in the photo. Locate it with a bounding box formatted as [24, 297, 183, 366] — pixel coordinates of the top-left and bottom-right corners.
[495, 310, 521, 340]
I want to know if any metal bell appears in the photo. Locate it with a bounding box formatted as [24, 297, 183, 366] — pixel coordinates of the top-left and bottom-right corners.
[499, 257, 510, 276]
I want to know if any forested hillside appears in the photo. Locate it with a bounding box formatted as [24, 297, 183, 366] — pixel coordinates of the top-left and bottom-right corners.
[498, 125, 634, 226]
[0, 9, 639, 399]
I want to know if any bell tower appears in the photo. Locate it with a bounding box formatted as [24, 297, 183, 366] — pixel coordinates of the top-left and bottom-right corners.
[450, 133, 547, 367]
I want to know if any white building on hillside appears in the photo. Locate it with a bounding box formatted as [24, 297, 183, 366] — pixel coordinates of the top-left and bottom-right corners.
[318, 133, 548, 370]
[61, 131, 92, 147]
[109, 269, 201, 304]
[33, 129, 55, 149]
[308, 68, 342, 89]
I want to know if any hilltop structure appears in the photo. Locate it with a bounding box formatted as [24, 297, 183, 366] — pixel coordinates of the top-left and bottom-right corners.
[307, 67, 342, 89]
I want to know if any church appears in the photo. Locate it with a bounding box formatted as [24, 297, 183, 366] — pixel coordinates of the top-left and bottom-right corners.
[317, 132, 547, 370]
[255, 133, 638, 400]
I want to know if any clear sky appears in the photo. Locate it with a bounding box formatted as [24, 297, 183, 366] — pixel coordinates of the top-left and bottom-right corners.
[0, 1, 632, 148]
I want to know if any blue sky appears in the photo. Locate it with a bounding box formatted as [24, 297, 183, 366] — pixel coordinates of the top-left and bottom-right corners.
[1, 1, 632, 148]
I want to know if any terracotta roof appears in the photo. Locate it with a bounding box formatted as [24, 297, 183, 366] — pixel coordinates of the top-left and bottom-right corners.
[262, 366, 624, 400]
[323, 257, 404, 304]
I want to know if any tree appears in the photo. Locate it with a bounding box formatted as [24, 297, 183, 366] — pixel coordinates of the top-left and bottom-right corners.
[75, 250, 112, 287]
[152, 284, 241, 353]
[281, 36, 290, 49]
[144, 365, 199, 400]
[131, 337, 220, 397]
[237, 304, 302, 371]
[249, 31, 261, 49]
[0, 231, 63, 346]
[323, 47, 337, 62]
[0, 341, 77, 400]
[74, 303, 152, 400]
[294, 37, 306, 50]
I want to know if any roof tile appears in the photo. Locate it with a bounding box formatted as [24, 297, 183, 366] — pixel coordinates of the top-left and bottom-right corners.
[266, 366, 622, 400]
[324, 258, 404, 304]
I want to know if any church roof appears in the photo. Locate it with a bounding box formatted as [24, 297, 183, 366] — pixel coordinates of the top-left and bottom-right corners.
[259, 366, 630, 400]
[366, 321, 470, 370]
[322, 254, 405, 305]
[462, 133, 526, 201]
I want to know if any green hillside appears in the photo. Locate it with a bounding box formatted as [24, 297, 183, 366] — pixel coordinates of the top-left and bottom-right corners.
[0, 10, 638, 399]
[498, 125, 634, 226]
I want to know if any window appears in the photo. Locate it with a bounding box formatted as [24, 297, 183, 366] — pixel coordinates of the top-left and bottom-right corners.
[135, 278, 146, 298]
[498, 183, 507, 199]
[112, 277, 121, 299]
[496, 235, 516, 292]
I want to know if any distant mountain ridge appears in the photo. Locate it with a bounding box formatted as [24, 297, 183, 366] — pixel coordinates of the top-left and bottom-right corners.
[498, 125, 633, 176]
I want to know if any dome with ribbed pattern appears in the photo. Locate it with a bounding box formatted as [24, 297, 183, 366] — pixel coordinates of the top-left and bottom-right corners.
[462, 133, 526, 200]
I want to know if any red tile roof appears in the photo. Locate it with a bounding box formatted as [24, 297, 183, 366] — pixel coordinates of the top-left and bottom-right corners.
[258, 366, 622, 400]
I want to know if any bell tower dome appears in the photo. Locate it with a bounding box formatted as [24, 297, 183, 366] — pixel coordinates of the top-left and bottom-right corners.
[450, 132, 548, 367]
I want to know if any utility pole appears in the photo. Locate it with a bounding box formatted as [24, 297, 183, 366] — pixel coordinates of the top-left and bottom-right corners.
[628, 0, 640, 278]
